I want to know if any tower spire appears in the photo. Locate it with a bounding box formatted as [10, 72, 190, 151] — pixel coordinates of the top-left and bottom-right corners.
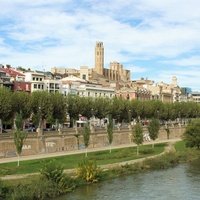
[95, 41, 104, 75]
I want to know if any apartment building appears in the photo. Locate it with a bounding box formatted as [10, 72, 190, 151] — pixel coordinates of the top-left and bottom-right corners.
[77, 83, 115, 98]
[24, 72, 45, 92]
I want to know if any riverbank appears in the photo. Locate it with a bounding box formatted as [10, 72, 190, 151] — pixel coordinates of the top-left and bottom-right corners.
[1, 140, 199, 200]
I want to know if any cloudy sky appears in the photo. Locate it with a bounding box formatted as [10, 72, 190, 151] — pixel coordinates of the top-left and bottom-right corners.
[0, 0, 200, 91]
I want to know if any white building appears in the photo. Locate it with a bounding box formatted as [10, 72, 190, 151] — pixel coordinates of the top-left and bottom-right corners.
[44, 79, 62, 93]
[61, 75, 87, 96]
[24, 72, 45, 92]
[191, 92, 200, 103]
[77, 83, 115, 98]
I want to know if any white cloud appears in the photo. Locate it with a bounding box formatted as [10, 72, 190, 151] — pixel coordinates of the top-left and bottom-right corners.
[0, 0, 200, 90]
[163, 56, 200, 66]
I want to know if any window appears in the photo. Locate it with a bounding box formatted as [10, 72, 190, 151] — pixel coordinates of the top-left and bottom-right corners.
[36, 77, 39, 81]
[38, 84, 41, 89]
[33, 77, 35, 81]
[41, 85, 44, 89]
[88, 92, 90, 96]
[82, 74, 86, 80]
[40, 78, 42, 81]
[34, 84, 37, 89]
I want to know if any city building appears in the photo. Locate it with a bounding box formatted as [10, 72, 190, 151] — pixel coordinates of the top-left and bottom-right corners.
[93, 42, 131, 83]
[191, 92, 200, 103]
[44, 79, 62, 93]
[51, 67, 79, 77]
[24, 72, 45, 92]
[13, 81, 31, 93]
[77, 83, 115, 98]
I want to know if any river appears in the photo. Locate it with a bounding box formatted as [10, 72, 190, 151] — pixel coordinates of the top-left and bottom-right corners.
[58, 160, 200, 200]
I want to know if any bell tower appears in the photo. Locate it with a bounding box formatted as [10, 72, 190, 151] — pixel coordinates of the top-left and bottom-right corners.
[95, 42, 104, 75]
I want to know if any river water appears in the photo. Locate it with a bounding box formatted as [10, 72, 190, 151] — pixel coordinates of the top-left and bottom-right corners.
[58, 160, 200, 200]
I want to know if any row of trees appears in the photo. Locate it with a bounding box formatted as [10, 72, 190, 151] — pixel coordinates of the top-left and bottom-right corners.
[1, 88, 200, 134]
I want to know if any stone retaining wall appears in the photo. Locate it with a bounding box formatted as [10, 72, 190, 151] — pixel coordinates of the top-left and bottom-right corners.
[0, 127, 185, 158]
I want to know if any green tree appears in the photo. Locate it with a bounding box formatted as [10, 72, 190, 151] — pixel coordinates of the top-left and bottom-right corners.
[94, 97, 110, 120]
[107, 115, 113, 153]
[184, 119, 200, 149]
[0, 88, 12, 133]
[14, 112, 27, 166]
[12, 91, 31, 130]
[132, 123, 143, 155]
[148, 118, 160, 148]
[82, 123, 91, 157]
[165, 126, 170, 139]
[51, 93, 66, 133]
[66, 95, 83, 127]
[31, 91, 53, 136]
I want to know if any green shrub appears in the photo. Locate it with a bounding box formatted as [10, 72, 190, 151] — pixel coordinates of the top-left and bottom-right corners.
[143, 152, 179, 170]
[0, 180, 9, 200]
[10, 179, 57, 200]
[40, 160, 64, 184]
[76, 160, 102, 182]
[140, 148, 154, 154]
[40, 160, 75, 195]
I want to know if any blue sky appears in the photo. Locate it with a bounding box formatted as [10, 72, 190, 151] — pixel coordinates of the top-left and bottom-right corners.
[0, 0, 200, 91]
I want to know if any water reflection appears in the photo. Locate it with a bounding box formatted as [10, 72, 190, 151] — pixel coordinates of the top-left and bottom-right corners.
[58, 163, 200, 200]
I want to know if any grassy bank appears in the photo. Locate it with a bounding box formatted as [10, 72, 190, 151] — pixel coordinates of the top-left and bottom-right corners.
[0, 143, 164, 176]
[1, 141, 200, 200]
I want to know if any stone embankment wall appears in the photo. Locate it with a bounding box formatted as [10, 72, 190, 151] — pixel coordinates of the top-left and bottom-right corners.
[0, 127, 184, 158]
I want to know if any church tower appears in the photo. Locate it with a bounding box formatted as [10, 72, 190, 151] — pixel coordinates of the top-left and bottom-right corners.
[95, 42, 104, 75]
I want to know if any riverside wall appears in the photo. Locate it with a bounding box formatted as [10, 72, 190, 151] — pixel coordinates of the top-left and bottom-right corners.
[0, 127, 185, 158]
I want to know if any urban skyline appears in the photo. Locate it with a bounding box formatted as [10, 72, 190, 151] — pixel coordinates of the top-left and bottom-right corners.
[0, 1, 200, 91]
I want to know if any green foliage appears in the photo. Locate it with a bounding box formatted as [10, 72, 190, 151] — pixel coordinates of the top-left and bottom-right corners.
[76, 159, 101, 182]
[40, 160, 64, 184]
[82, 123, 91, 149]
[31, 91, 53, 130]
[12, 91, 31, 121]
[10, 179, 59, 200]
[148, 118, 160, 141]
[15, 112, 23, 130]
[51, 92, 66, 124]
[0, 88, 12, 133]
[143, 152, 179, 170]
[0, 180, 9, 200]
[14, 113, 27, 157]
[107, 115, 113, 150]
[40, 160, 75, 195]
[132, 123, 143, 146]
[140, 148, 154, 154]
[14, 130, 27, 156]
[184, 119, 200, 149]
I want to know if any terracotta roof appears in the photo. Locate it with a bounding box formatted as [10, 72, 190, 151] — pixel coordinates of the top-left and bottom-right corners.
[0, 67, 24, 78]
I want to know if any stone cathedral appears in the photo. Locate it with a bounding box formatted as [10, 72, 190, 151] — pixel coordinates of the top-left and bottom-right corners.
[93, 42, 130, 82]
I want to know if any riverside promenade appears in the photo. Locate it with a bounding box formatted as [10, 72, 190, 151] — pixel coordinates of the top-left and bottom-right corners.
[0, 137, 181, 180]
[0, 137, 181, 164]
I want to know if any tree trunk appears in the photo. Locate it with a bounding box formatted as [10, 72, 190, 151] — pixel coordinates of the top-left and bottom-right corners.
[152, 143, 154, 149]
[17, 154, 20, 167]
[137, 145, 139, 156]
[13, 114, 17, 130]
[109, 144, 112, 153]
[0, 118, 2, 134]
[85, 148, 88, 157]
[37, 118, 44, 136]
